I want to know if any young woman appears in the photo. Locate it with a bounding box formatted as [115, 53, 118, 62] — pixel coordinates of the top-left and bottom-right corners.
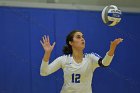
[40, 30, 123, 93]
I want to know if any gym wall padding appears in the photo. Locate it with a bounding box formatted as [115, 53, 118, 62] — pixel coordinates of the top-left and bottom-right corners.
[0, 7, 31, 93]
[0, 6, 140, 93]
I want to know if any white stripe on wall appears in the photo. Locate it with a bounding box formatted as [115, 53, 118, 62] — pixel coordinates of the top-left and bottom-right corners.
[0, 1, 140, 13]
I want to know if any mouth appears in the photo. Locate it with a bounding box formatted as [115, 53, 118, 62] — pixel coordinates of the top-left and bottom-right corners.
[82, 42, 85, 44]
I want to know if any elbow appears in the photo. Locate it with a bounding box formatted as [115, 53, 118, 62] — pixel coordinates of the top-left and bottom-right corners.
[40, 73, 47, 76]
[40, 71, 48, 76]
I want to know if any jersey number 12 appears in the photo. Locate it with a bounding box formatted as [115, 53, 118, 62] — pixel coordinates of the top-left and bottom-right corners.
[72, 73, 81, 83]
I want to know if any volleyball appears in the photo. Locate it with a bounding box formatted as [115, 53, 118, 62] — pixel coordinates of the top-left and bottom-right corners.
[101, 5, 122, 26]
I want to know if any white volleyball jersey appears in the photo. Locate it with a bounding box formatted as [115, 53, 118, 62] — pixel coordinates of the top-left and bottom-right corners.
[40, 52, 113, 93]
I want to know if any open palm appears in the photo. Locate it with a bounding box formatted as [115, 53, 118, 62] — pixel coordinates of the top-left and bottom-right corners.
[40, 35, 55, 53]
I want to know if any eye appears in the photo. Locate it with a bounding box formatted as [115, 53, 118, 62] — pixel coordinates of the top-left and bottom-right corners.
[76, 35, 81, 39]
[76, 35, 85, 39]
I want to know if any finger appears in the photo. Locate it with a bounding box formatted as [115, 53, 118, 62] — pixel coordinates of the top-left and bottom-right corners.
[52, 42, 56, 49]
[120, 38, 123, 42]
[114, 39, 117, 42]
[47, 35, 50, 43]
[117, 39, 123, 44]
[118, 38, 123, 40]
[44, 35, 47, 42]
[40, 40, 44, 46]
[118, 38, 123, 42]
[42, 36, 45, 43]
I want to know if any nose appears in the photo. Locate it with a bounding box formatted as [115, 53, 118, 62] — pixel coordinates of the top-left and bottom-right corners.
[81, 37, 85, 41]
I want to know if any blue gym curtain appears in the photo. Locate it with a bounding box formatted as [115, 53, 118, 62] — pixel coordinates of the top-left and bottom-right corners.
[0, 6, 140, 93]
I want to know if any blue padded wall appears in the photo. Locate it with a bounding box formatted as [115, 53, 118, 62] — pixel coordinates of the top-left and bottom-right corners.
[0, 7, 31, 93]
[0, 6, 140, 93]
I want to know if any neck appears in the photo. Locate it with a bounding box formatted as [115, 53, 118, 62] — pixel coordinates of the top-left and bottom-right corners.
[72, 48, 84, 63]
[72, 48, 83, 57]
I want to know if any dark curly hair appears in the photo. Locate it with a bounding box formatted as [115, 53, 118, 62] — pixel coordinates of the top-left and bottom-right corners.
[63, 30, 81, 55]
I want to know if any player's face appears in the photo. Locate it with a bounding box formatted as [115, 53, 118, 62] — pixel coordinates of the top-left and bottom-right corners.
[70, 32, 85, 50]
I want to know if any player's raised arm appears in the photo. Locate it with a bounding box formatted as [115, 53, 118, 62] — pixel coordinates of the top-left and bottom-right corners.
[40, 35, 56, 76]
[102, 38, 123, 66]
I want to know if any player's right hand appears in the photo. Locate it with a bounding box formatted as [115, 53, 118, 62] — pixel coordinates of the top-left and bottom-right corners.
[40, 35, 55, 54]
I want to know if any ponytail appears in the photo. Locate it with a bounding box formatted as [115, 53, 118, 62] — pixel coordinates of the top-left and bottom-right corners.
[63, 45, 72, 55]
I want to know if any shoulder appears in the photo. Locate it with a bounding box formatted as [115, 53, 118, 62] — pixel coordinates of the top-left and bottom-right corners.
[57, 54, 71, 68]
[57, 54, 70, 59]
[84, 52, 101, 67]
[84, 52, 102, 63]
[56, 54, 71, 63]
[85, 52, 102, 58]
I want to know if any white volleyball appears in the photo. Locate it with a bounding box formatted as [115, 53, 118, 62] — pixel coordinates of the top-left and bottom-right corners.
[102, 5, 122, 26]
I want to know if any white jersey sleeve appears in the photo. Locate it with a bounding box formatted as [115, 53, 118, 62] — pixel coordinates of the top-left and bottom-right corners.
[102, 52, 114, 66]
[89, 52, 114, 68]
[88, 52, 101, 68]
[40, 56, 65, 76]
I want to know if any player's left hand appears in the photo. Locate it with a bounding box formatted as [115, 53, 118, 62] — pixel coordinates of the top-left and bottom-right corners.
[110, 38, 123, 49]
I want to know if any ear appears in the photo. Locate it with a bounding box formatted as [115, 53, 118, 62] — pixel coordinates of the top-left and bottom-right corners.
[69, 41, 72, 46]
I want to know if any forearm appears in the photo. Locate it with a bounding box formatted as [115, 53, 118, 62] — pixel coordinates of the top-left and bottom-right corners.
[102, 46, 116, 66]
[40, 56, 63, 76]
[40, 52, 51, 76]
[99, 38, 123, 67]
[40, 60, 49, 76]
[43, 52, 51, 62]
[108, 47, 116, 56]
